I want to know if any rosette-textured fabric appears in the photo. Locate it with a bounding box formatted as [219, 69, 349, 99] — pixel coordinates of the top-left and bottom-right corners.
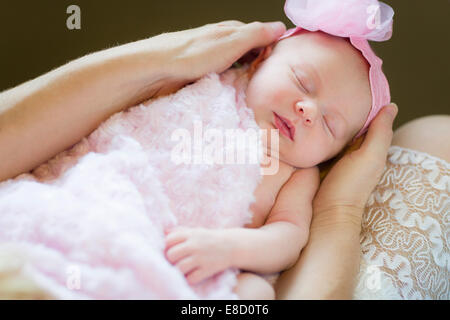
[0, 68, 262, 299]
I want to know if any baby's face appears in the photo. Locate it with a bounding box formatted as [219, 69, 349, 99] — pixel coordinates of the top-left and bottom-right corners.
[246, 31, 372, 168]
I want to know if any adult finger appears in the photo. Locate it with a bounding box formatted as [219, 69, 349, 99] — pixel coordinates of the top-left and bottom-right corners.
[216, 20, 245, 27]
[242, 21, 287, 48]
[203, 20, 244, 28]
[360, 103, 398, 159]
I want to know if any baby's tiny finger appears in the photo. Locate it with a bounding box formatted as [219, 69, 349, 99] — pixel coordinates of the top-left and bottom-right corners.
[186, 268, 209, 285]
[166, 243, 191, 264]
[165, 230, 188, 249]
[175, 257, 198, 275]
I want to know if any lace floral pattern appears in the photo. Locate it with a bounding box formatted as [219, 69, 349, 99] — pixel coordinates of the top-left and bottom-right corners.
[355, 146, 449, 300]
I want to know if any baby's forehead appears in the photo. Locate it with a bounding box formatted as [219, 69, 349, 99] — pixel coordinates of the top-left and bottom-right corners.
[276, 32, 370, 85]
[277, 31, 361, 62]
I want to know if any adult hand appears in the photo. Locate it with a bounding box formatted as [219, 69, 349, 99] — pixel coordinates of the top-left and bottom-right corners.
[275, 103, 398, 300]
[160, 21, 287, 82]
[313, 103, 398, 216]
[0, 20, 285, 182]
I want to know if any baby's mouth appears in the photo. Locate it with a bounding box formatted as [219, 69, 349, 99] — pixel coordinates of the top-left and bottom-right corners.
[273, 112, 295, 141]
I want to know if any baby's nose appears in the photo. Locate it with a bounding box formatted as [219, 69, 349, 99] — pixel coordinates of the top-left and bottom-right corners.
[295, 102, 316, 127]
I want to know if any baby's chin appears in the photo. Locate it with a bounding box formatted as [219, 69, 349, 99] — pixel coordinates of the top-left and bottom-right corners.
[262, 141, 322, 169]
[280, 156, 321, 169]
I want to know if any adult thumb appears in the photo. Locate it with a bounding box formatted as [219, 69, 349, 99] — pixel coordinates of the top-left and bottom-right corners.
[361, 103, 398, 157]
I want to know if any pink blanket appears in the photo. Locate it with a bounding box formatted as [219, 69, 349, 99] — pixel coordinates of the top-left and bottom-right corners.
[0, 68, 262, 299]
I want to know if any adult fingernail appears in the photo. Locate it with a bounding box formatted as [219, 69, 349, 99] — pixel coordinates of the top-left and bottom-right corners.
[386, 103, 398, 119]
[267, 21, 286, 37]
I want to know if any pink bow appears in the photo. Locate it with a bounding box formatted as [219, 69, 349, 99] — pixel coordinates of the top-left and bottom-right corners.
[284, 0, 394, 42]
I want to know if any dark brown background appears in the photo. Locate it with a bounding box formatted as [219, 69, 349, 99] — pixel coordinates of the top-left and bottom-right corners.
[1, 0, 449, 129]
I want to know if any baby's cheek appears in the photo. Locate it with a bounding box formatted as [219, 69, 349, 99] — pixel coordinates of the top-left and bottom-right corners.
[271, 88, 291, 105]
[293, 139, 330, 168]
[246, 78, 266, 108]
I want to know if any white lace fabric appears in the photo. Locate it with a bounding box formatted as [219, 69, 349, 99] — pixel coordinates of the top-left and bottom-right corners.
[355, 146, 449, 300]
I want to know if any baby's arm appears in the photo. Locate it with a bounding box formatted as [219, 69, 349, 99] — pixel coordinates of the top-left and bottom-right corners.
[226, 166, 320, 274]
[165, 166, 319, 284]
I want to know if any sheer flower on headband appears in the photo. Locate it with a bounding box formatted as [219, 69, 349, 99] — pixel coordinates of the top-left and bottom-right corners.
[280, 0, 395, 139]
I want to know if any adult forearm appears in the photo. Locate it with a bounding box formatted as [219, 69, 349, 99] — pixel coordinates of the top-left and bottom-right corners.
[0, 37, 178, 182]
[275, 208, 362, 299]
[0, 21, 288, 182]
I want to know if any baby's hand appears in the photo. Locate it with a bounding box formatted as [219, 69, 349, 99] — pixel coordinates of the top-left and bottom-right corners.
[164, 227, 233, 285]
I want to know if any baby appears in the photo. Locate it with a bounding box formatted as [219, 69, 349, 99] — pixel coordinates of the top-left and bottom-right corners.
[165, 0, 393, 299]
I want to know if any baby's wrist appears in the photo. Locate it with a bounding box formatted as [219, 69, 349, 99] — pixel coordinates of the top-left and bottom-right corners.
[218, 229, 241, 269]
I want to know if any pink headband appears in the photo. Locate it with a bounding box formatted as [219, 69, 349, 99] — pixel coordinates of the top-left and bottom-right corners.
[279, 0, 394, 138]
